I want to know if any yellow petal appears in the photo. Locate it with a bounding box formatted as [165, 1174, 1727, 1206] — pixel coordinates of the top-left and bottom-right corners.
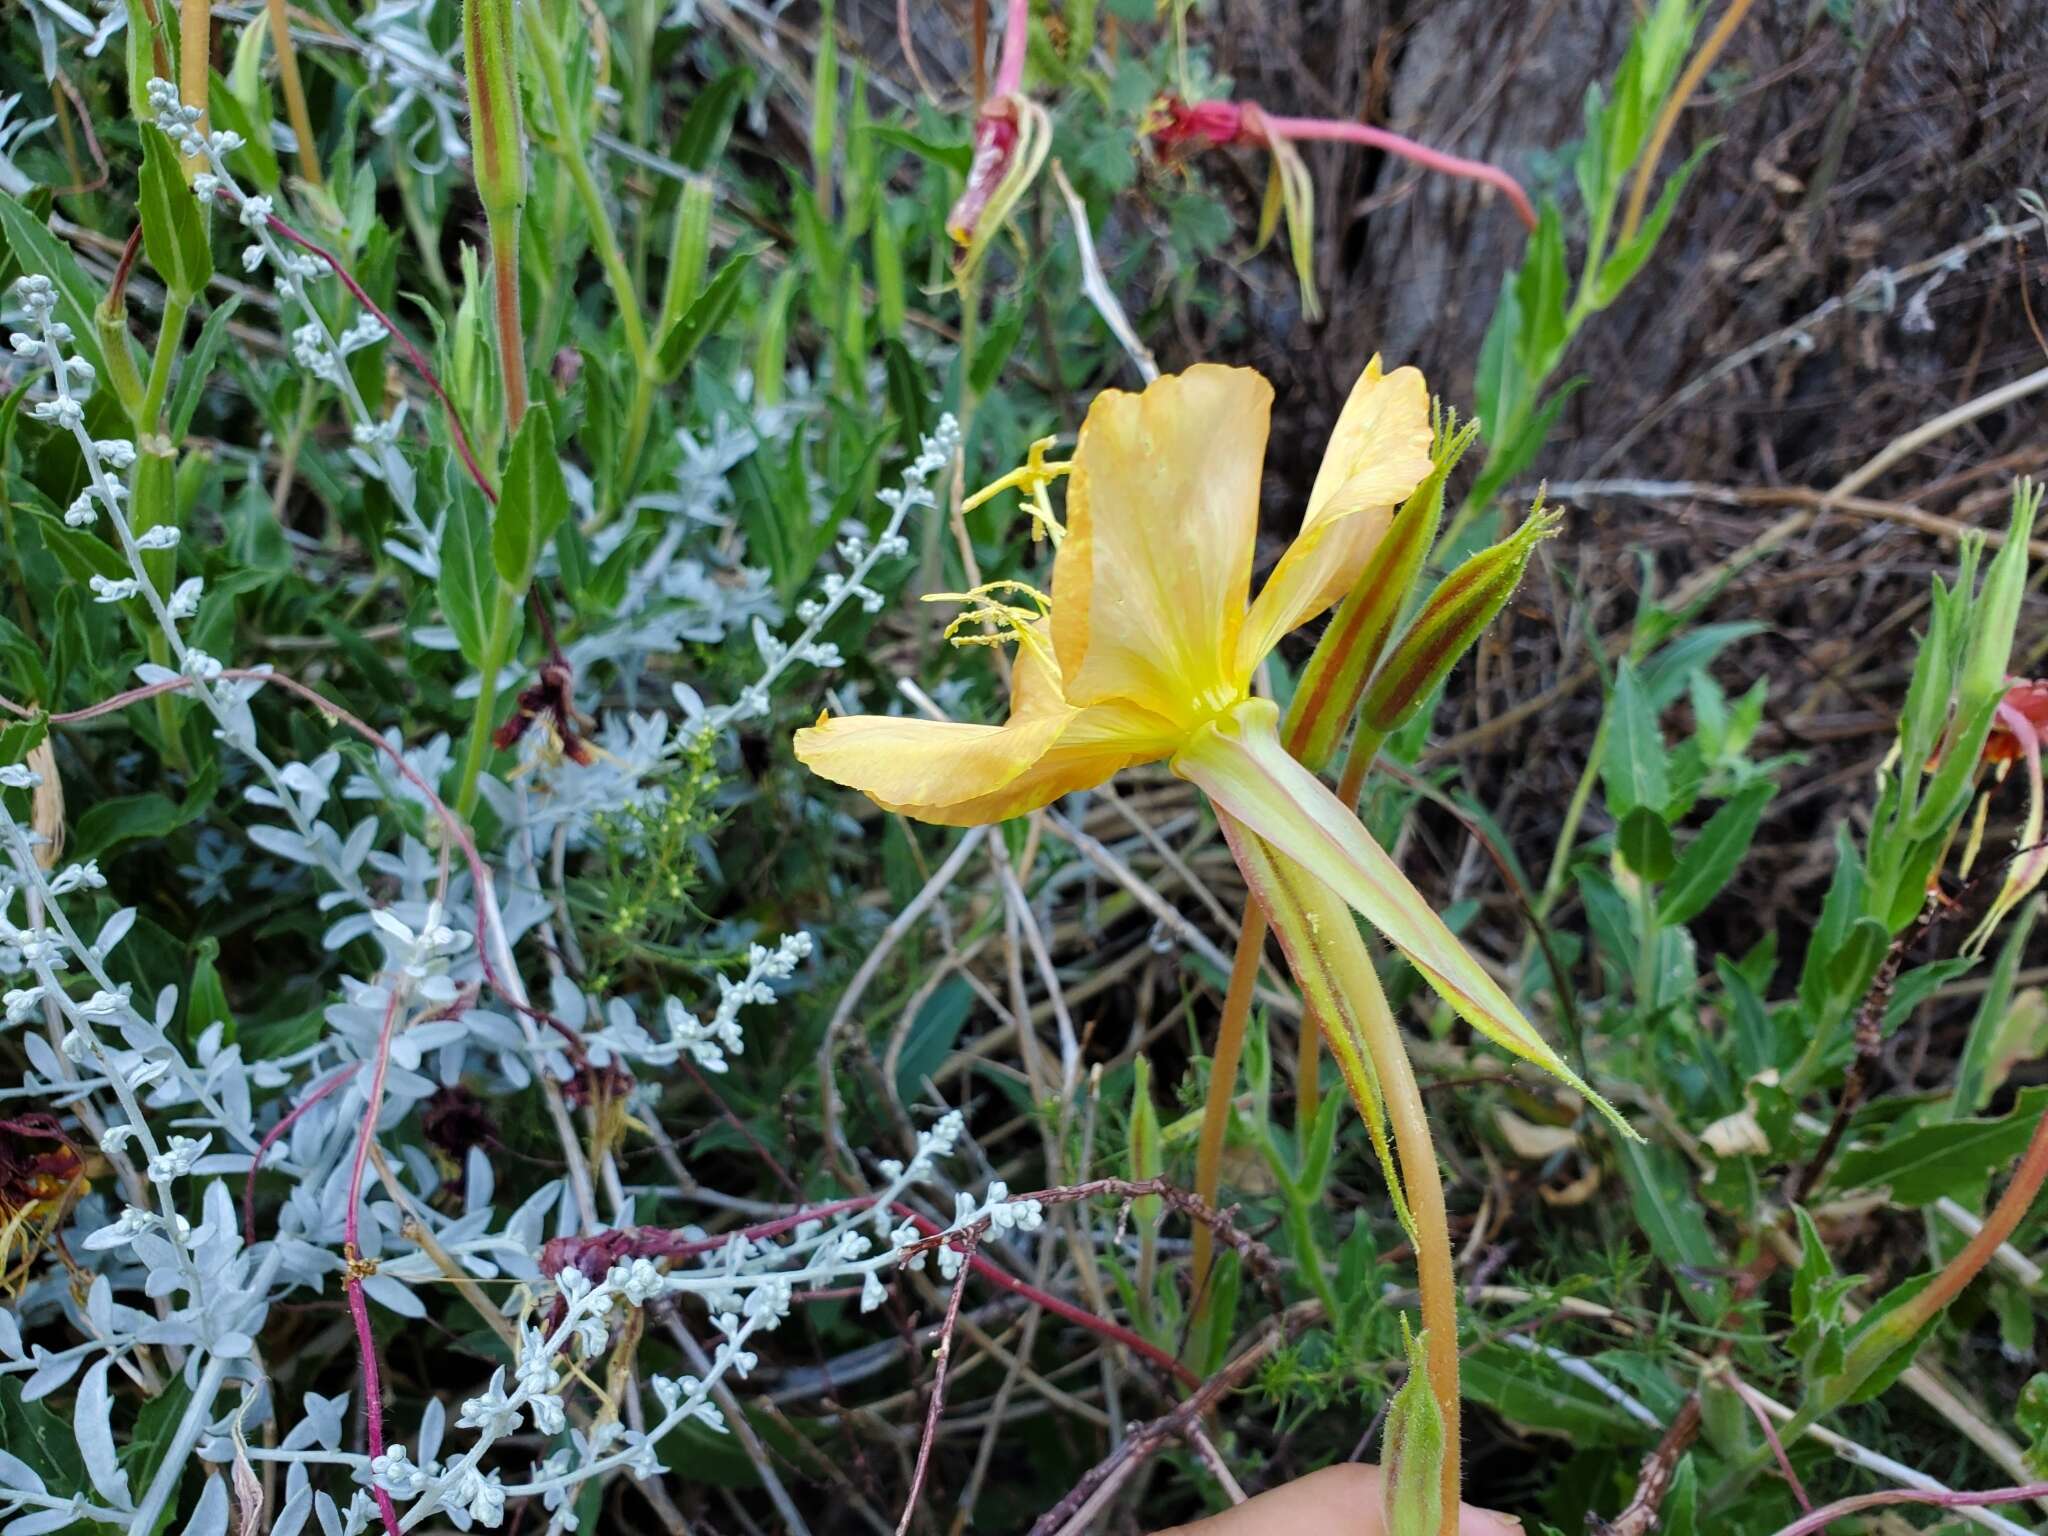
[793, 710, 1076, 820]
[1053, 365, 1272, 726]
[1234, 357, 1433, 679]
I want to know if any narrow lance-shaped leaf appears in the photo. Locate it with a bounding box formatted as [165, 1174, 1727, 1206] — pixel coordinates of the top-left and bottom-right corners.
[1177, 700, 1637, 1139]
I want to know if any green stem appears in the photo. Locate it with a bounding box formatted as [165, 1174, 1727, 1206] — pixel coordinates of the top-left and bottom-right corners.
[454, 583, 520, 820]
[138, 292, 191, 432]
[524, 4, 653, 482]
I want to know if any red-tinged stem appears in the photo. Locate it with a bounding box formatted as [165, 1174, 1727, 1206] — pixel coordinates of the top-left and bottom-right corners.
[891, 1206, 1201, 1388]
[1190, 906, 1264, 1299]
[897, 1233, 976, 1536]
[243, 199, 497, 504]
[490, 218, 528, 429]
[345, 987, 408, 1536]
[993, 0, 1030, 98]
[108, 227, 144, 313]
[1255, 111, 1537, 230]
[243, 1062, 360, 1246]
[1767, 1484, 2048, 1536]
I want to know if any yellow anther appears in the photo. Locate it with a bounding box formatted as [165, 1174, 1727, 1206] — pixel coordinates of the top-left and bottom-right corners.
[962, 436, 1072, 545]
[922, 580, 1056, 667]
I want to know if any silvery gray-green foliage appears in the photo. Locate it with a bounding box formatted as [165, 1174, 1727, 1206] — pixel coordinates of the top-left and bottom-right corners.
[0, 74, 992, 1536]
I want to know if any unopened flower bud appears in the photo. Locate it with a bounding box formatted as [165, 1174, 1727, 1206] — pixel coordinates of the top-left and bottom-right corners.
[463, 0, 526, 219]
[1359, 500, 1562, 737]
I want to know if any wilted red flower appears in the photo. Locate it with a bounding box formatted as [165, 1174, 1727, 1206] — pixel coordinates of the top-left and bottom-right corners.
[1983, 679, 2048, 766]
[0, 1113, 85, 1289]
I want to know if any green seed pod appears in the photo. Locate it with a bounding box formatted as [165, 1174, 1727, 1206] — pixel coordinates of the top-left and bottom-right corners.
[463, 0, 526, 220]
[1360, 499, 1562, 738]
[1284, 410, 1477, 770]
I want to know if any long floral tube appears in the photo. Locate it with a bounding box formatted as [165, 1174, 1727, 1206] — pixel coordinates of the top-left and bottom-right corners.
[1173, 700, 1631, 1135]
[1215, 813, 1461, 1536]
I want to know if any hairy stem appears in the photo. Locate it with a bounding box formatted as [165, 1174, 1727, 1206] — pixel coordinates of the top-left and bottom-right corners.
[491, 215, 529, 429]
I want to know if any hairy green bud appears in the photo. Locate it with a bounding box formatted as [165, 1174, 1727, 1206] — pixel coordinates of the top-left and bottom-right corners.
[463, 0, 526, 219]
[1380, 1323, 1445, 1536]
[1284, 409, 1478, 770]
[1360, 499, 1562, 738]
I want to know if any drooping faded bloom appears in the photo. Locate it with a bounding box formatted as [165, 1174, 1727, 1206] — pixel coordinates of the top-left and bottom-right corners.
[1961, 679, 2048, 953]
[796, 362, 1621, 1122]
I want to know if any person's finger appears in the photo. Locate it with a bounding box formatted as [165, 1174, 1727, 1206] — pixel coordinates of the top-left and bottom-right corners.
[1151, 1464, 1525, 1536]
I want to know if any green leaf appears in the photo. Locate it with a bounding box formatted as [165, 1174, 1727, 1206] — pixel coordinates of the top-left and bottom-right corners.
[2019, 1374, 2048, 1477]
[0, 712, 48, 770]
[138, 126, 214, 303]
[1614, 1139, 1724, 1322]
[1832, 1085, 2048, 1208]
[1617, 805, 1676, 882]
[673, 67, 750, 171]
[0, 1376, 88, 1503]
[968, 303, 1027, 394]
[206, 70, 279, 190]
[493, 405, 570, 591]
[1462, 1342, 1651, 1442]
[1640, 622, 1766, 710]
[437, 475, 494, 668]
[656, 243, 760, 379]
[893, 976, 973, 1103]
[1951, 899, 2042, 1117]
[1601, 660, 1669, 819]
[74, 769, 219, 861]
[866, 123, 971, 176]
[121, 1373, 194, 1535]
[1592, 140, 1713, 309]
[0, 188, 118, 381]
[1660, 779, 1776, 925]
[166, 296, 241, 441]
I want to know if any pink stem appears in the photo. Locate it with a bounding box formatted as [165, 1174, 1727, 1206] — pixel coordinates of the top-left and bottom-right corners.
[1255, 111, 1538, 230]
[245, 199, 499, 506]
[243, 1062, 361, 1247]
[345, 988, 408, 1536]
[889, 1206, 1199, 1387]
[992, 0, 1029, 98]
[1729, 1375, 1811, 1513]
[1767, 1483, 2048, 1536]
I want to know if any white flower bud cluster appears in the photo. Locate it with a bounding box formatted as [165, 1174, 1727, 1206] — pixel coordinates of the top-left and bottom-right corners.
[661, 930, 811, 1072]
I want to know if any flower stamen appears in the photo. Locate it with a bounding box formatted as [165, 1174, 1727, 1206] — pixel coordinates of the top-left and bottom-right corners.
[963, 437, 1072, 544]
[922, 580, 1056, 667]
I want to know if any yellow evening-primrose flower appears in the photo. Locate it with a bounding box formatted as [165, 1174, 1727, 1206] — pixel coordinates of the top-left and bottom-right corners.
[795, 361, 1625, 1123]
[796, 361, 1431, 822]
